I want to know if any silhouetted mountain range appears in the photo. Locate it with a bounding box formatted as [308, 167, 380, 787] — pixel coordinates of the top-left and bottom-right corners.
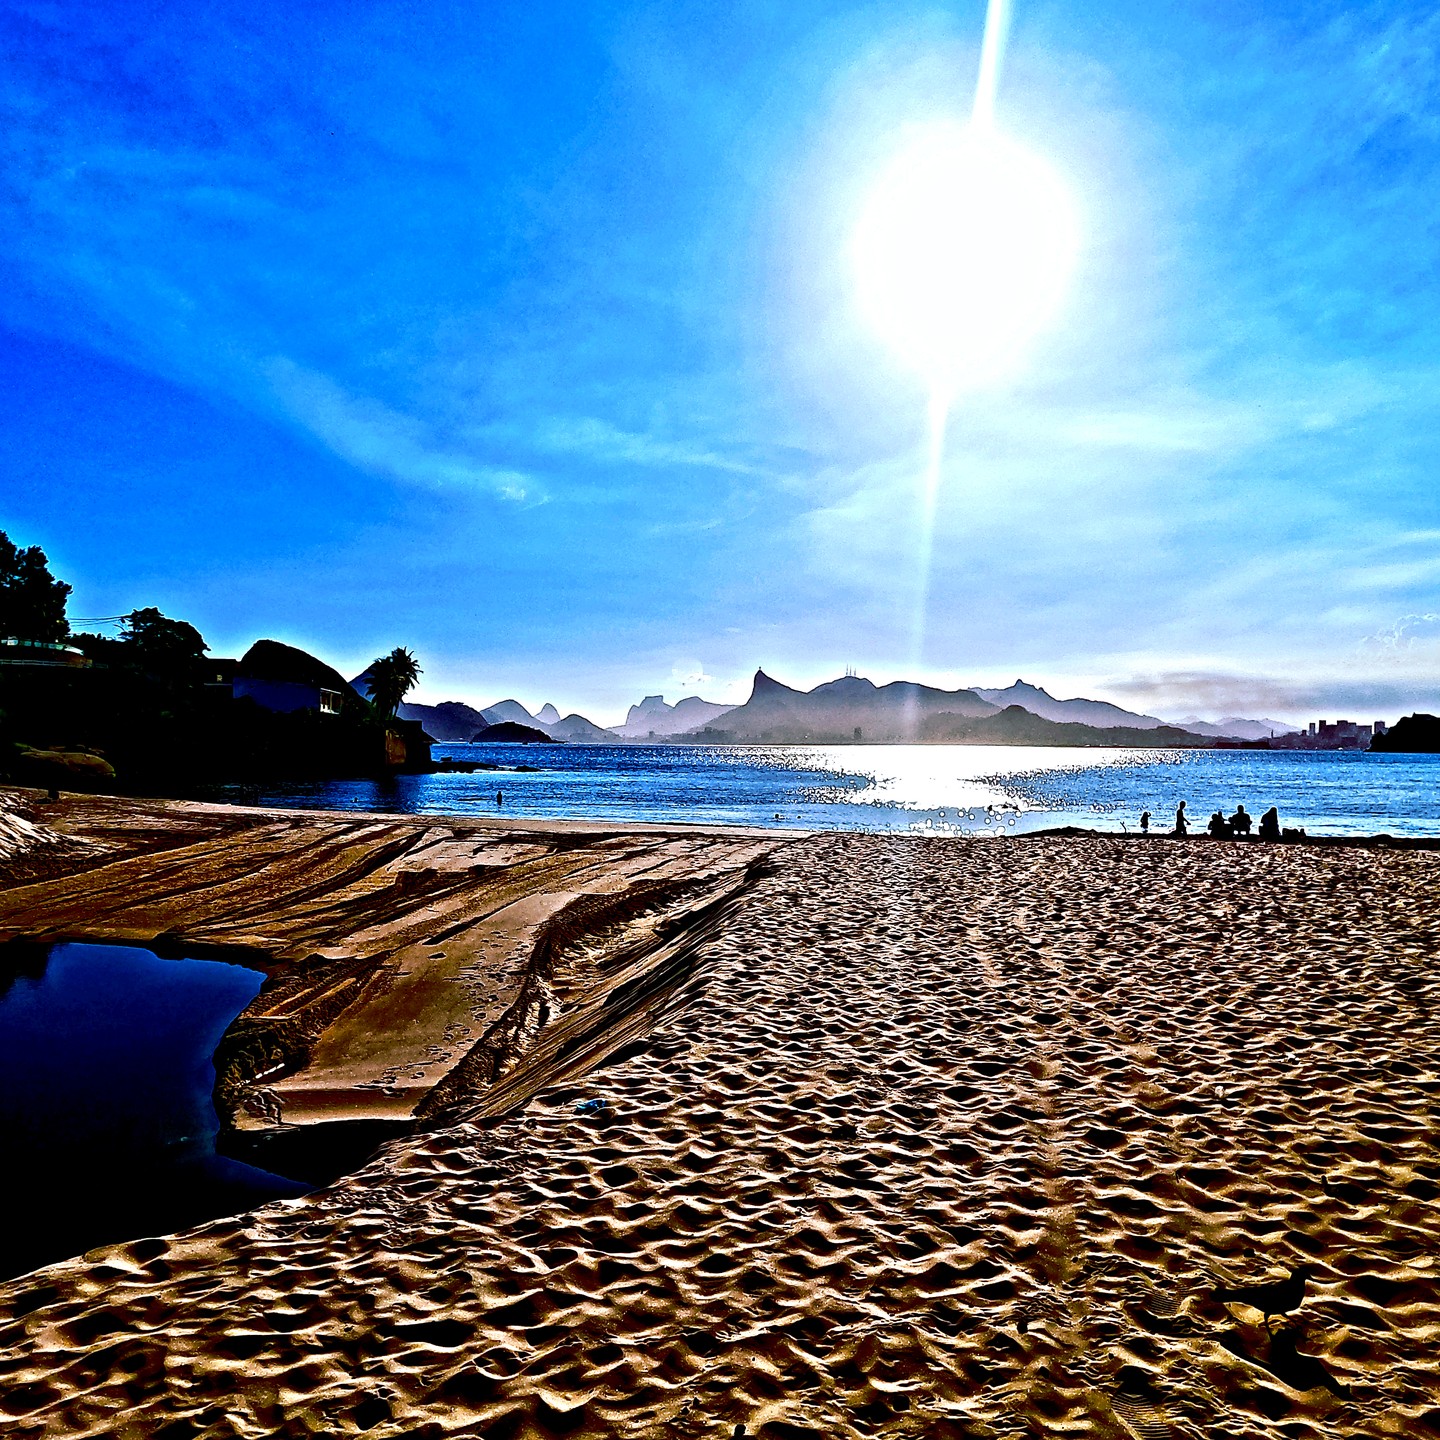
[473, 699, 617, 742]
[972, 680, 1168, 730]
[363, 667, 1284, 748]
[350, 680, 622, 743]
[616, 694, 735, 738]
[1171, 714, 1292, 741]
[920, 706, 1213, 748]
[691, 670, 999, 743]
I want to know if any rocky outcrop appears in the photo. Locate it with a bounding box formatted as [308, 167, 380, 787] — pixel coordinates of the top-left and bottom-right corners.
[11, 746, 116, 789]
[0, 792, 786, 1180]
[1370, 712, 1440, 752]
[0, 792, 111, 882]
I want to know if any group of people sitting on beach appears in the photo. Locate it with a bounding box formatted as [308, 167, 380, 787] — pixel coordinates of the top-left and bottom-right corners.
[1139, 801, 1284, 840]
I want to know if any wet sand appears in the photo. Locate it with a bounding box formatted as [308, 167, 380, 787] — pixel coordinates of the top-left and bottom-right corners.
[1, 793, 1438, 1439]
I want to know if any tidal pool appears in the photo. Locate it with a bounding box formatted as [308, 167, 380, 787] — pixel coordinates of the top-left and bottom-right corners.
[0, 941, 308, 1280]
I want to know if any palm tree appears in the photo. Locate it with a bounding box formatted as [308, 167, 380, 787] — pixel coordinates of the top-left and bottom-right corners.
[366, 647, 422, 719]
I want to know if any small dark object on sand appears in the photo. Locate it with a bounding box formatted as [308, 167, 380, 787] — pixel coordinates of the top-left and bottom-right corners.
[1263, 1325, 1352, 1398]
[1215, 1264, 1313, 1318]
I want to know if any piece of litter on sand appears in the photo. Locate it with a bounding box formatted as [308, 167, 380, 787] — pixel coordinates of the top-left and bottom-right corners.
[575, 1097, 609, 1113]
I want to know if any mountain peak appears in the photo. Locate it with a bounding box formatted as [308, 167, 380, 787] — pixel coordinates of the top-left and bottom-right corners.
[750, 668, 793, 696]
[972, 681, 1165, 730]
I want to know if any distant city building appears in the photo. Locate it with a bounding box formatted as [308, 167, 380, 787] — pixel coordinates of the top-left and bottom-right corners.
[1272, 718, 1381, 750]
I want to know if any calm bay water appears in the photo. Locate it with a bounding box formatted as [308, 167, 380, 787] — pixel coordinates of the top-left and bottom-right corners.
[203, 744, 1440, 838]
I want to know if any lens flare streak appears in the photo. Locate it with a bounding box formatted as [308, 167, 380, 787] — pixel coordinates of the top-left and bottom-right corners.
[849, 0, 1076, 670]
[972, 0, 1012, 131]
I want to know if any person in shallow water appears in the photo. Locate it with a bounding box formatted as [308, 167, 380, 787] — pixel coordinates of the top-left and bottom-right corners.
[1230, 803, 1252, 836]
[1259, 806, 1281, 841]
[1139, 810, 1151, 834]
[1172, 801, 1189, 836]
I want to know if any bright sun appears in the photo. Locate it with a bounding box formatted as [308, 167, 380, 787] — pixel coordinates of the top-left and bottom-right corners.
[853, 122, 1080, 395]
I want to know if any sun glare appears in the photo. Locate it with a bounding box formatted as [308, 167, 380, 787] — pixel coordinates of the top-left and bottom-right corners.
[853, 122, 1079, 396]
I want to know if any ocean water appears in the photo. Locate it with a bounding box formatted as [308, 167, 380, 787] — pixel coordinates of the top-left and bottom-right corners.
[202, 743, 1440, 838]
[0, 942, 308, 1279]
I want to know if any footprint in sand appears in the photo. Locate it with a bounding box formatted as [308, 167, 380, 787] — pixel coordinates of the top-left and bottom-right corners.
[1108, 1365, 1181, 1439]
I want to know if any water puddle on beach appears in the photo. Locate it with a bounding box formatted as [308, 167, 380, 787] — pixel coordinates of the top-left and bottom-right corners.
[0, 942, 309, 1280]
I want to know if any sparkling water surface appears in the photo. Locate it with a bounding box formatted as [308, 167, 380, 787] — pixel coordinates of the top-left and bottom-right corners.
[202, 744, 1440, 838]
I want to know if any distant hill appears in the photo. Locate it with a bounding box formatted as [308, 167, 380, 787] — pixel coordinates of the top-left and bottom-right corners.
[481, 698, 540, 727]
[616, 694, 735, 739]
[693, 669, 998, 743]
[546, 712, 617, 742]
[1171, 714, 1294, 741]
[972, 680, 1168, 730]
[395, 700, 489, 741]
[471, 721, 559, 744]
[474, 697, 618, 743]
[351, 669, 492, 741]
[922, 706, 1214, 747]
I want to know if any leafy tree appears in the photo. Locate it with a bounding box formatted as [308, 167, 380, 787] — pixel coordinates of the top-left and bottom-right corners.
[0, 531, 71, 642]
[119, 607, 208, 674]
[366, 647, 422, 719]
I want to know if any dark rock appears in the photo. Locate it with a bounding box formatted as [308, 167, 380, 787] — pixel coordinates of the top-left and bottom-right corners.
[471, 722, 562, 744]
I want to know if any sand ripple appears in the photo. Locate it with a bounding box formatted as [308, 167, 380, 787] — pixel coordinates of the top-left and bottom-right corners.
[2, 831, 1439, 1438]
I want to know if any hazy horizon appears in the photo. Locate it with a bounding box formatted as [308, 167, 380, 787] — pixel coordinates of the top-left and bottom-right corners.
[410, 667, 1335, 736]
[4, 1, 1437, 724]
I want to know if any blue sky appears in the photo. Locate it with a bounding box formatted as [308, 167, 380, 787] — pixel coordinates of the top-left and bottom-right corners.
[2, 0, 1438, 723]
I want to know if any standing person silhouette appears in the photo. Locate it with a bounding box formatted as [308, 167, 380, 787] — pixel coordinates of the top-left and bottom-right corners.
[1139, 810, 1151, 834]
[1172, 800, 1188, 836]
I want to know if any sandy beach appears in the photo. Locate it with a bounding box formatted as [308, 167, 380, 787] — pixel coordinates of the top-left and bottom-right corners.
[1, 791, 1437, 1439]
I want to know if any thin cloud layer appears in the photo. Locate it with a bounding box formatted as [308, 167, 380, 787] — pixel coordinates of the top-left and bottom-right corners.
[0, 1, 1437, 716]
[265, 360, 539, 503]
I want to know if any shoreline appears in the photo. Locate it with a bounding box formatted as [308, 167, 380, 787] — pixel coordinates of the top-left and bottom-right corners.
[1, 791, 1437, 1438]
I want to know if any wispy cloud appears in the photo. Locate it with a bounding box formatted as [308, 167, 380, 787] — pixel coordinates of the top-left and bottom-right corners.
[528, 415, 765, 476]
[1103, 665, 1440, 721]
[264, 359, 540, 503]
